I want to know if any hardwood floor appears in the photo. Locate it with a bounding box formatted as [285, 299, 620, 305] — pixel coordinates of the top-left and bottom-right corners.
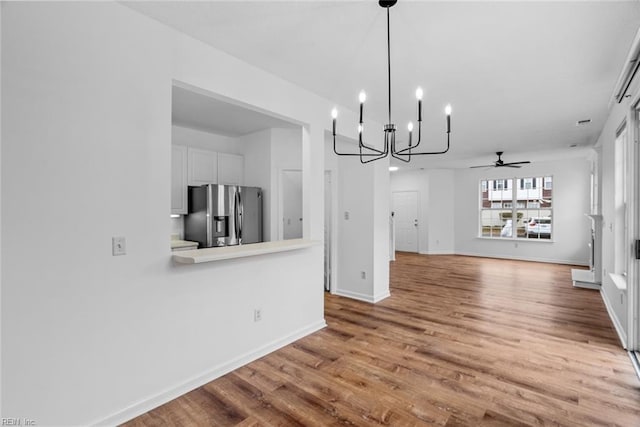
[124, 254, 640, 426]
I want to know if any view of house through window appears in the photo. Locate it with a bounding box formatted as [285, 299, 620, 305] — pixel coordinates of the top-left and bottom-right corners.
[480, 177, 553, 239]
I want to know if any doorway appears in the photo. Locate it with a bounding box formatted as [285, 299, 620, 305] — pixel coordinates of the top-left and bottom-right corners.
[324, 171, 332, 292]
[392, 191, 419, 253]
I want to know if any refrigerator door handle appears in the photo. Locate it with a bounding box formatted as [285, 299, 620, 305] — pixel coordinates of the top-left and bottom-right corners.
[237, 191, 243, 243]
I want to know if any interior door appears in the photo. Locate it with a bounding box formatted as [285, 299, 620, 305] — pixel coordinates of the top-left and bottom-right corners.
[392, 191, 419, 253]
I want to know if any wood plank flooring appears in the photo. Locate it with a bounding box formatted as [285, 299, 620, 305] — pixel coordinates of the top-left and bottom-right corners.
[124, 254, 640, 426]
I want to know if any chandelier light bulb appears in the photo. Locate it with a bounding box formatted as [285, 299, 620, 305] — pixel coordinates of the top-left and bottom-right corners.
[331, 108, 338, 119]
[415, 87, 423, 100]
[358, 124, 363, 134]
[408, 122, 413, 132]
[359, 91, 367, 103]
[445, 104, 452, 115]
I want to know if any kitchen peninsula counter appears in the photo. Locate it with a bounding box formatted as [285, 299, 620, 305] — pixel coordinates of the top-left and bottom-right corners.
[172, 239, 319, 264]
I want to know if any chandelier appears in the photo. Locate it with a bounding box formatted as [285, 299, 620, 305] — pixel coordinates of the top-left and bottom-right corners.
[331, 0, 452, 164]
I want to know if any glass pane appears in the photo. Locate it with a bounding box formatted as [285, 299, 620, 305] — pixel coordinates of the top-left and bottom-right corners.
[481, 209, 512, 238]
[518, 209, 552, 239]
[543, 176, 552, 205]
[481, 180, 490, 208]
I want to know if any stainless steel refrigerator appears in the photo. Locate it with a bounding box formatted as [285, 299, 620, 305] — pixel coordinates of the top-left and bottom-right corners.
[184, 184, 263, 248]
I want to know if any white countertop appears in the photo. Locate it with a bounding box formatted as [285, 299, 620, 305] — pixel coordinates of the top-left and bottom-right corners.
[172, 239, 320, 264]
[170, 239, 199, 250]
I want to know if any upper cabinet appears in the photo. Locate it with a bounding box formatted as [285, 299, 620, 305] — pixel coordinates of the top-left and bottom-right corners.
[188, 147, 218, 186]
[217, 153, 244, 185]
[171, 145, 188, 214]
[172, 147, 245, 214]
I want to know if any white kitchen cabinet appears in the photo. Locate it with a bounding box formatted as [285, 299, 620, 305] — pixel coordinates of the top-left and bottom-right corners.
[171, 145, 188, 214]
[188, 147, 218, 186]
[217, 153, 244, 185]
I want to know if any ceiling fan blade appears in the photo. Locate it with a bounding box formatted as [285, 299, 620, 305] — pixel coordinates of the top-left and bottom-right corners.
[470, 164, 495, 169]
[503, 164, 522, 168]
[502, 161, 531, 166]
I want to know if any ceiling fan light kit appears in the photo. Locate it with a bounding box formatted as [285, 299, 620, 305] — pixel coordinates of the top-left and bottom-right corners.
[470, 152, 531, 169]
[331, 0, 452, 164]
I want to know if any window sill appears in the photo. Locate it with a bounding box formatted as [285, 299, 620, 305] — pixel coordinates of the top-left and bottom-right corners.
[609, 272, 627, 291]
[475, 236, 555, 243]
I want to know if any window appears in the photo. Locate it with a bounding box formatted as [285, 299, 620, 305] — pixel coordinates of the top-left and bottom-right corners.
[522, 178, 534, 189]
[480, 176, 553, 239]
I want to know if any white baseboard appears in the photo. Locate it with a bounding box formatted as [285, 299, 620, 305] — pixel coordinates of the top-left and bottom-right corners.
[333, 288, 390, 304]
[419, 250, 455, 255]
[94, 320, 327, 426]
[454, 251, 589, 266]
[600, 289, 628, 349]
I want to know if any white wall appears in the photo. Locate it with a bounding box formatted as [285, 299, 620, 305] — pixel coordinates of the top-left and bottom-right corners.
[391, 158, 591, 264]
[596, 74, 640, 345]
[271, 128, 303, 240]
[172, 124, 243, 154]
[0, 2, 3, 416]
[241, 127, 303, 242]
[427, 170, 456, 254]
[324, 134, 390, 303]
[1, 2, 337, 424]
[455, 158, 591, 265]
[241, 129, 273, 241]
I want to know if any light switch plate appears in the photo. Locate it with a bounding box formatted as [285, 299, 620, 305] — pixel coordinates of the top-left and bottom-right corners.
[112, 236, 126, 256]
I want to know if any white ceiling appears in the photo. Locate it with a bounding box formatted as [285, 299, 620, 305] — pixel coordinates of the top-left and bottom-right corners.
[126, 1, 640, 169]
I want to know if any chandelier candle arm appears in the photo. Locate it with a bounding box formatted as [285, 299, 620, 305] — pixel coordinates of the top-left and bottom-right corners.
[331, 108, 389, 159]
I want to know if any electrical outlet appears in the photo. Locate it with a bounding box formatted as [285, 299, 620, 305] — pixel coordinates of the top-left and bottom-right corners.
[254, 308, 262, 322]
[112, 236, 126, 256]
[361, 271, 366, 279]
[344, 211, 350, 220]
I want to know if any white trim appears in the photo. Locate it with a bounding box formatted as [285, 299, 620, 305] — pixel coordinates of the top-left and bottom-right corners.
[610, 26, 640, 107]
[93, 320, 327, 426]
[455, 251, 588, 267]
[601, 289, 628, 349]
[629, 351, 640, 381]
[419, 250, 455, 255]
[333, 288, 391, 304]
[475, 236, 555, 243]
[628, 94, 640, 351]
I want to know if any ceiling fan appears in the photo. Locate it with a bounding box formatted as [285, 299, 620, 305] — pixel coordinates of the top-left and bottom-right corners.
[470, 151, 531, 169]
